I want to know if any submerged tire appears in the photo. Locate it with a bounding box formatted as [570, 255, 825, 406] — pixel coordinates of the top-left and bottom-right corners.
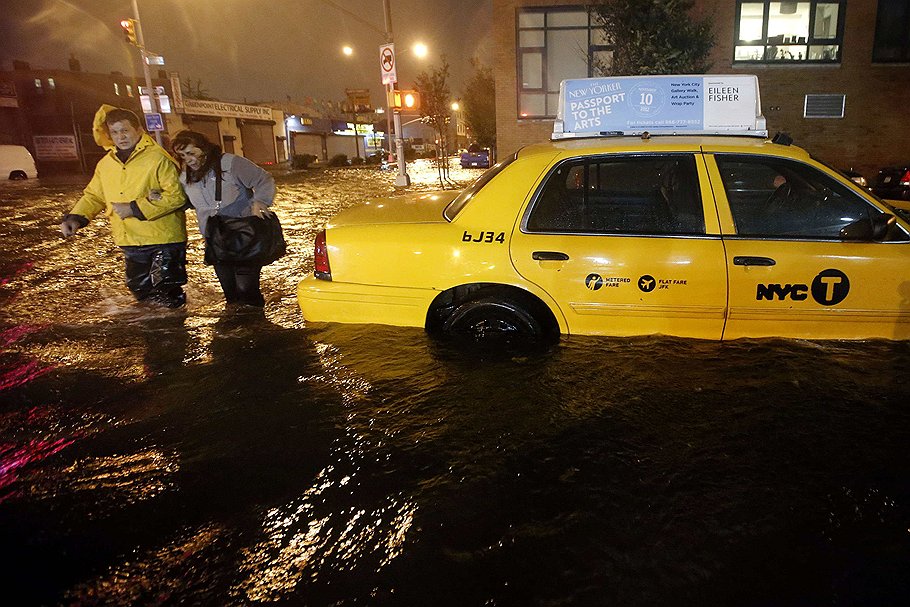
[442, 295, 545, 341]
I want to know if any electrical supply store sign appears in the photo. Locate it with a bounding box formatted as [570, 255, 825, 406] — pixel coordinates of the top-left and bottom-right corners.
[180, 99, 274, 120]
[178, 99, 279, 165]
[555, 75, 765, 137]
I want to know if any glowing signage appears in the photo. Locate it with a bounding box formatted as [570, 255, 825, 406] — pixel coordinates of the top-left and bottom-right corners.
[553, 75, 767, 139]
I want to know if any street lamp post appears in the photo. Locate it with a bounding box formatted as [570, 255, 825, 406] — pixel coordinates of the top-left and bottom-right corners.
[130, 0, 162, 145]
[382, 0, 410, 186]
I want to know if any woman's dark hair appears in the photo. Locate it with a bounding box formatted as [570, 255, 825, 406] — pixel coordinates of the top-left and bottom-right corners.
[171, 130, 221, 183]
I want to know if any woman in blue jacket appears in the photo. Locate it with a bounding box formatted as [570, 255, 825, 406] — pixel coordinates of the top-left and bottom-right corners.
[169, 130, 276, 307]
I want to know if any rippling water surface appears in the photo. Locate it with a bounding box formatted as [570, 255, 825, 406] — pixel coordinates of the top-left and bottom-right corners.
[2, 163, 909, 606]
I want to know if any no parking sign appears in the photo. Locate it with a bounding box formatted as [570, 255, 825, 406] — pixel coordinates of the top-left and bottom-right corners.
[379, 43, 397, 85]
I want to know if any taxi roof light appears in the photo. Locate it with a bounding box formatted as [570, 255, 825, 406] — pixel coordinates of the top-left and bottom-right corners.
[552, 74, 768, 140]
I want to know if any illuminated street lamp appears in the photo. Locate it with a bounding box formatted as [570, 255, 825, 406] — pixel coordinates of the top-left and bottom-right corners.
[342, 45, 354, 56]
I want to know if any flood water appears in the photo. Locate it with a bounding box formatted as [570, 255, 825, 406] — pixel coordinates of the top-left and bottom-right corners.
[2, 162, 909, 606]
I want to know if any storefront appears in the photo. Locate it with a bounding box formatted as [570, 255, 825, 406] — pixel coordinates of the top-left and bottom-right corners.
[166, 98, 284, 165]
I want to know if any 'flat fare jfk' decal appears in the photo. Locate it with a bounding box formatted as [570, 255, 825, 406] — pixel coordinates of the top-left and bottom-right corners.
[463, 230, 505, 244]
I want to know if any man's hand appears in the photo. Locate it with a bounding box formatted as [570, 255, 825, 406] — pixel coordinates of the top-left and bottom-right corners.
[112, 202, 134, 219]
[60, 216, 82, 237]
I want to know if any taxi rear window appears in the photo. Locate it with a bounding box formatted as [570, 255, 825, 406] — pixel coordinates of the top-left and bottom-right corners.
[525, 154, 705, 235]
[444, 154, 517, 221]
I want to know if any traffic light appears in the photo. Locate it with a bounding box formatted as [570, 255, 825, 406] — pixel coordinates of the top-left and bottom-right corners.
[120, 19, 138, 46]
[389, 89, 420, 110]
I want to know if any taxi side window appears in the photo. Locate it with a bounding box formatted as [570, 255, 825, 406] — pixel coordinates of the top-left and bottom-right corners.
[716, 155, 909, 241]
[526, 155, 705, 236]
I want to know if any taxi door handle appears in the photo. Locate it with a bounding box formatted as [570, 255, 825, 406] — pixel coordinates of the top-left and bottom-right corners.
[533, 251, 570, 261]
[733, 256, 776, 266]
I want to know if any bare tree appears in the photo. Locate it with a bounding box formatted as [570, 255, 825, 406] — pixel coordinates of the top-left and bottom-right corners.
[462, 58, 496, 160]
[414, 58, 455, 187]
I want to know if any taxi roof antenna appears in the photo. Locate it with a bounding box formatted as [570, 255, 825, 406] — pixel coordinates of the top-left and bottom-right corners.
[772, 132, 793, 146]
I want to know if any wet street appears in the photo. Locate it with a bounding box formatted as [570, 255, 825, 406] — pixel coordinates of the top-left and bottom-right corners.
[2, 160, 910, 606]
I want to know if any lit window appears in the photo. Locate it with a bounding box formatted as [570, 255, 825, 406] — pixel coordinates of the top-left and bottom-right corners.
[47, 78, 56, 90]
[126, 84, 133, 97]
[114, 83, 120, 95]
[734, 1, 844, 63]
[516, 7, 611, 119]
[34, 79, 42, 89]
[873, 0, 910, 62]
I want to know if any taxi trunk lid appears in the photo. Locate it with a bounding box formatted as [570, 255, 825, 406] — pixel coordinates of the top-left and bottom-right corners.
[328, 191, 459, 227]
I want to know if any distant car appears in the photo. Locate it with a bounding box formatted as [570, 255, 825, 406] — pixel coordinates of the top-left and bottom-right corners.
[0, 144, 38, 180]
[872, 164, 910, 200]
[841, 169, 868, 189]
[460, 144, 490, 168]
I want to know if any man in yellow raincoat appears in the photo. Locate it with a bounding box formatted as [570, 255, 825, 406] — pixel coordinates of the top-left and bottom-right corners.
[60, 105, 189, 307]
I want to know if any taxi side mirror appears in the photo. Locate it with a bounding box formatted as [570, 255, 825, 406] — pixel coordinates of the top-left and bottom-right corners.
[840, 213, 896, 241]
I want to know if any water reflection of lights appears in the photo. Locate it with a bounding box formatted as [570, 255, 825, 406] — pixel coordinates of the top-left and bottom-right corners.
[231, 340, 417, 601]
[65, 523, 226, 605]
[234, 466, 416, 602]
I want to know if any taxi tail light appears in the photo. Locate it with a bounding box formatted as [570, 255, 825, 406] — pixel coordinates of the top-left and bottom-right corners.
[900, 170, 910, 186]
[314, 229, 331, 280]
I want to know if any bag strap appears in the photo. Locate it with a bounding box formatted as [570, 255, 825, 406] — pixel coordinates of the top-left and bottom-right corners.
[214, 154, 222, 210]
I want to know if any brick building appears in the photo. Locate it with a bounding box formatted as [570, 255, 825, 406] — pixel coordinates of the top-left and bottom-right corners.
[494, 0, 910, 179]
[0, 62, 287, 174]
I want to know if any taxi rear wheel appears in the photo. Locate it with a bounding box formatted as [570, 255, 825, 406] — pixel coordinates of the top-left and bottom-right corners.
[441, 294, 546, 341]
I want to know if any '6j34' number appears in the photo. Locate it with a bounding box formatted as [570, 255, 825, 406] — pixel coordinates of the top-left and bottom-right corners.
[463, 230, 506, 244]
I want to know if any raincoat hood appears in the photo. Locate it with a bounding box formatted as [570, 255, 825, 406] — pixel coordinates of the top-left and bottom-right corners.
[92, 104, 121, 149]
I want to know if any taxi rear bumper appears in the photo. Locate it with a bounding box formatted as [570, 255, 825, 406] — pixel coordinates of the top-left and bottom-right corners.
[297, 275, 435, 328]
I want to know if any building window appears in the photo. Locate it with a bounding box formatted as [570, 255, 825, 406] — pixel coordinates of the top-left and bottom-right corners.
[34, 78, 42, 89]
[734, 1, 844, 63]
[873, 0, 910, 62]
[47, 78, 55, 90]
[516, 7, 611, 119]
[114, 83, 121, 96]
[126, 84, 133, 97]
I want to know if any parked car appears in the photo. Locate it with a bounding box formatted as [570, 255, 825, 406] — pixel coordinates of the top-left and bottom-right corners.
[460, 143, 490, 168]
[0, 144, 38, 180]
[841, 168, 868, 189]
[872, 163, 910, 200]
[298, 75, 910, 343]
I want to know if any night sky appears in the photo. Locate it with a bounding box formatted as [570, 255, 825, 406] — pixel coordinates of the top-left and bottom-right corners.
[0, 0, 492, 107]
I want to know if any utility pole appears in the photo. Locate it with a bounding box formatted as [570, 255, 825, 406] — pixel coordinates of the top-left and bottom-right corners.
[383, 0, 410, 186]
[130, 0, 162, 145]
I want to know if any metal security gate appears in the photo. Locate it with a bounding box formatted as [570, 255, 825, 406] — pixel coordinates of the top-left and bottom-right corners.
[182, 118, 221, 147]
[292, 132, 324, 160]
[239, 121, 276, 164]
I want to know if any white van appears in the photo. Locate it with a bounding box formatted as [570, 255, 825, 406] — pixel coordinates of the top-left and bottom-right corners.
[0, 145, 38, 179]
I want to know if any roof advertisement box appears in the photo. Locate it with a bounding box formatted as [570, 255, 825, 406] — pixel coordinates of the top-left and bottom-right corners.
[554, 75, 767, 139]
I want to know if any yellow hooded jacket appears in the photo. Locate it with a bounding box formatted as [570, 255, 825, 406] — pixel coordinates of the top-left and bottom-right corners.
[70, 105, 187, 247]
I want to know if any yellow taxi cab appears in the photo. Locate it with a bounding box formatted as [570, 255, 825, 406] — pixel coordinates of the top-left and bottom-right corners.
[298, 75, 910, 342]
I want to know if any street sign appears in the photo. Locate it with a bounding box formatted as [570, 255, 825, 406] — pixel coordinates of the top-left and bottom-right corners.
[345, 88, 372, 113]
[379, 43, 397, 85]
[144, 113, 164, 132]
[144, 54, 165, 65]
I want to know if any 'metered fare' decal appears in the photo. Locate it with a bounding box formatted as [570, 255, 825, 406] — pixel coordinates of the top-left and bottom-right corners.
[584, 274, 687, 292]
[462, 230, 505, 244]
[756, 269, 850, 306]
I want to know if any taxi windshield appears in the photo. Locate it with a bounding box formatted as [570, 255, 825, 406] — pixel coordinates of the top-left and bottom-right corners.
[444, 154, 517, 221]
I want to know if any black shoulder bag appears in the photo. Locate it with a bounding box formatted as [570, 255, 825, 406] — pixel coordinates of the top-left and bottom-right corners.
[203, 161, 287, 266]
